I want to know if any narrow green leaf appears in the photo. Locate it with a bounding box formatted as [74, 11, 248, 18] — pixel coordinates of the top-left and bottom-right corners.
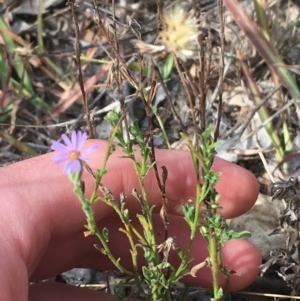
[223, 0, 300, 100]
[238, 52, 284, 158]
[163, 54, 174, 79]
[0, 130, 38, 156]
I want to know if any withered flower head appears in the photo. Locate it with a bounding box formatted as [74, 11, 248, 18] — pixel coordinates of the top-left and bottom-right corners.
[132, 5, 199, 62]
[159, 5, 199, 61]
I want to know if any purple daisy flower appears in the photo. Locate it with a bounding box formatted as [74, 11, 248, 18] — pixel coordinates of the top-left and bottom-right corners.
[51, 130, 98, 174]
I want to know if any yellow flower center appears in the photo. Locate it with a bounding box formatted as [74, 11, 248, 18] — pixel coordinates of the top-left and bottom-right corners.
[69, 151, 80, 160]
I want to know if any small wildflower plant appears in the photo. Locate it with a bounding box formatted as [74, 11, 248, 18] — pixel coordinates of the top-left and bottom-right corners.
[54, 1, 250, 301]
[51, 124, 248, 301]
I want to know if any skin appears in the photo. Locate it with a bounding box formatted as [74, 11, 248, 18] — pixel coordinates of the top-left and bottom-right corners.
[0, 140, 261, 301]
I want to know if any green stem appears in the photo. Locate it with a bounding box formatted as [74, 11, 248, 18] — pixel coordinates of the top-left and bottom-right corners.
[102, 197, 141, 273]
[90, 142, 115, 203]
[173, 174, 206, 280]
[209, 233, 220, 300]
[152, 106, 172, 149]
[74, 184, 134, 276]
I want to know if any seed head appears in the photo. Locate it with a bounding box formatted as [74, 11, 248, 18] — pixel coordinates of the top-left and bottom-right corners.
[132, 5, 199, 62]
[159, 5, 199, 61]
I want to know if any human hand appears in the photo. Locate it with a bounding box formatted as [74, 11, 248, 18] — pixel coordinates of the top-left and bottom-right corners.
[0, 140, 260, 300]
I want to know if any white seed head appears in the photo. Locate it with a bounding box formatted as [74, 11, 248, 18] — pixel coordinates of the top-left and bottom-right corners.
[159, 5, 199, 61]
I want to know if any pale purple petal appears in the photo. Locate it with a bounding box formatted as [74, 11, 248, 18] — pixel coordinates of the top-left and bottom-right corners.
[51, 141, 69, 152]
[53, 149, 69, 157]
[53, 153, 70, 164]
[80, 144, 98, 161]
[81, 144, 98, 155]
[52, 147, 69, 157]
[71, 131, 78, 150]
[61, 133, 73, 149]
[76, 131, 87, 150]
[63, 161, 72, 174]
[63, 161, 73, 174]
[64, 159, 81, 174]
[52, 149, 69, 158]
[72, 160, 82, 172]
[53, 151, 69, 160]
[87, 143, 98, 151]
[53, 156, 70, 165]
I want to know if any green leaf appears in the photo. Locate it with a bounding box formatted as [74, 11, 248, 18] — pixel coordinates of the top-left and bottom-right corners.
[96, 168, 107, 178]
[216, 287, 224, 299]
[204, 170, 221, 183]
[163, 54, 174, 79]
[0, 130, 38, 156]
[130, 119, 144, 143]
[128, 61, 149, 75]
[182, 203, 196, 227]
[222, 229, 251, 241]
[102, 227, 109, 242]
[0, 17, 49, 111]
[123, 209, 130, 223]
[137, 214, 150, 231]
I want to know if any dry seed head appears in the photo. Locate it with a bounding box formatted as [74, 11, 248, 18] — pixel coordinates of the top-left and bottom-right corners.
[159, 6, 199, 62]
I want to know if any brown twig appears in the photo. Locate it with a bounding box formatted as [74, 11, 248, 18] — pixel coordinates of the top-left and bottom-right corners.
[69, 0, 95, 138]
[154, 64, 186, 131]
[214, 0, 225, 142]
[155, 0, 163, 32]
[174, 56, 196, 123]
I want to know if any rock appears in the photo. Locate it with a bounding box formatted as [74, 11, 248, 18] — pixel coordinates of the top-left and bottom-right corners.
[228, 193, 286, 260]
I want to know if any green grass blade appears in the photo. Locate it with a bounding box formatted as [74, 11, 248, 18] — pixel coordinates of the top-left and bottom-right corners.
[238, 50, 284, 159]
[223, 0, 300, 100]
[0, 17, 49, 111]
[253, 0, 270, 41]
[0, 130, 38, 156]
